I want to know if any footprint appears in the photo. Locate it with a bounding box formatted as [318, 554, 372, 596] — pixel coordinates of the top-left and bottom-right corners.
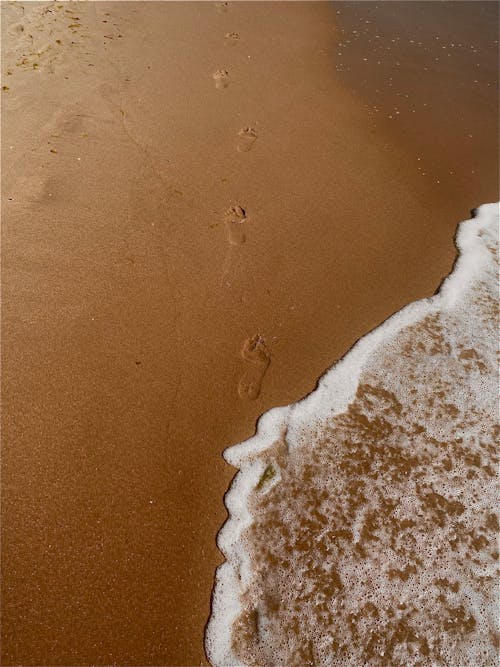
[212, 69, 229, 90]
[25, 175, 62, 205]
[58, 112, 85, 134]
[215, 1, 230, 12]
[45, 105, 87, 144]
[237, 126, 257, 152]
[8, 22, 25, 38]
[237, 335, 271, 400]
[224, 31, 239, 46]
[224, 205, 246, 245]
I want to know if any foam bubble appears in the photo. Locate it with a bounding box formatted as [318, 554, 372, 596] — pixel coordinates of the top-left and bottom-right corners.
[206, 203, 499, 667]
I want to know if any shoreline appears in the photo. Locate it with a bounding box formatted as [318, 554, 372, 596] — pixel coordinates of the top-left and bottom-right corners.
[209, 202, 498, 666]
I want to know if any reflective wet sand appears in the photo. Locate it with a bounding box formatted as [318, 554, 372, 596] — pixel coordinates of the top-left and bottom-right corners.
[334, 0, 498, 211]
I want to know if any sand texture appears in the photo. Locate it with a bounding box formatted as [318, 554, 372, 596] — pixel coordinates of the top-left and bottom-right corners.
[1, 2, 498, 665]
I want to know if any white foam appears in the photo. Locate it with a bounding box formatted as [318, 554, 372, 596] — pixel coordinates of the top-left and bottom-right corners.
[205, 202, 499, 667]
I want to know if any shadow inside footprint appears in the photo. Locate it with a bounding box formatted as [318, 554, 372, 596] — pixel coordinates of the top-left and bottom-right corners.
[8, 22, 25, 37]
[224, 31, 240, 46]
[212, 69, 229, 90]
[237, 126, 257, 152]
[215, 1, 230, 12]
[224, 205, 246, 245]
[237, 334, 271, 400]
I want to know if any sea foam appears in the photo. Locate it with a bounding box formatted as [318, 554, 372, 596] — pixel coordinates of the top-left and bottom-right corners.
[206, 203, 499, 667]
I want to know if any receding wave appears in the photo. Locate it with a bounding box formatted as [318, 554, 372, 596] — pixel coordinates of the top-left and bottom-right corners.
[206, 203, 499, 667]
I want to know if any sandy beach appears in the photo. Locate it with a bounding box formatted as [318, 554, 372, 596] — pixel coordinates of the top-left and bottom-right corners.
[1, 2, 498, 665]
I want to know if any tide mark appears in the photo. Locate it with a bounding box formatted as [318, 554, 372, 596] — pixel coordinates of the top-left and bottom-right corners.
[225, 205, 246, 245]
[213, 69, 229, 89]
[237, 126, 257, 152]
[238, 334, 271, 400]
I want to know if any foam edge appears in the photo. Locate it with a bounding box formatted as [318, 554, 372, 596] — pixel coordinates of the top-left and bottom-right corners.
[205, 202, 499, 667]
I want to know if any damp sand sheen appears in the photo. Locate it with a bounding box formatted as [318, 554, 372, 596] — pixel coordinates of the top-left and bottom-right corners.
[206, 203, 499, 666]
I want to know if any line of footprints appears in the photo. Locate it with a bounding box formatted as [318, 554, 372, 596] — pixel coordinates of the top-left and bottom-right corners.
[213, 2, 269, 401]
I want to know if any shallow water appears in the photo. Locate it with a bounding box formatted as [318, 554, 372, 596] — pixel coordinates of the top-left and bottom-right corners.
[207, 203, 499, 666]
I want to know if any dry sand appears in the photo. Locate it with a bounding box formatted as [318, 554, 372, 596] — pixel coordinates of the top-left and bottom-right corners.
[1, 2, 498, 665]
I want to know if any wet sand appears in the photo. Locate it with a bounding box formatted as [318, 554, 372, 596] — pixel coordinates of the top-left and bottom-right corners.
[1, 2, 498, 665]
[334, 1, 499, 208]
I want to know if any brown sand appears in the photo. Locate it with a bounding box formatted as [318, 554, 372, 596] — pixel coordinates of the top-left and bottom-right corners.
[1, 2, 498, 665]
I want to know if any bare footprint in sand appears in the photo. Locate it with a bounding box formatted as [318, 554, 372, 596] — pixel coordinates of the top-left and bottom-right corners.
[215, 1, 230, 12]
[224, 31, 239, 46]
[57, 112, 85, 134]
[213, 69, 229, 90]
[224, 205, 246, 245]
[237, 335, 271, 400]
[237, 126, 257, 152]
[8, 22, 25, 38]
